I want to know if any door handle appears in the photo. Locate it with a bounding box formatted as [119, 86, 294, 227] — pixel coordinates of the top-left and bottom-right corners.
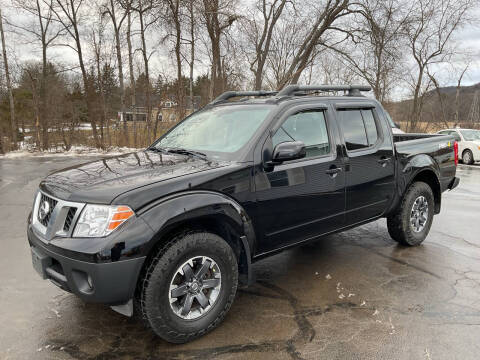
[325, 167, 342, 175]
[377, 157, 391, 167]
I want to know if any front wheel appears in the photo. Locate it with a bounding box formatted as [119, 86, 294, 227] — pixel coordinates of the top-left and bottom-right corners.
[387, 181, 434, 246]
[138, 231, 238, 343]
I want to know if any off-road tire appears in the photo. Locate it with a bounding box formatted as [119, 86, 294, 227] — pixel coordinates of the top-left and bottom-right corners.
[463, 149, 474, 165]
[138, 231, 238, 343]
[387, 181, 434, 246]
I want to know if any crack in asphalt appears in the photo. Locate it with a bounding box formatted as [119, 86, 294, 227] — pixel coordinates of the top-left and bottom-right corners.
[45, 281, 370, 360]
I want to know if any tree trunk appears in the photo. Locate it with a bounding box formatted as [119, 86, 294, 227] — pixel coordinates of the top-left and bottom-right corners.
[173, 0, 184, 119]
[189, 0, 194, 108]
[95, 42, 108, 149]
[138, 3, 152, 143]
[110, 0, 128, 146]
[36, 0, 49, 150]
[0, 7, 17, 149]
[127, 9, 137, 148]
[454, 67, 467, 126]
[410, 65, 424, 132]
[0, 126, 4, 154]
[62, 0, 101, 148]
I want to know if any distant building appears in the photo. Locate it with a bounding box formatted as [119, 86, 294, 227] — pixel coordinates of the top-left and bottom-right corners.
[118, 96, 201, 123]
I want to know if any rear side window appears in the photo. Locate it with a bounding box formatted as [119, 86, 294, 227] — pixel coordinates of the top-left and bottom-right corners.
[339, 109, 379, 151]
[272, 110, 330, 158]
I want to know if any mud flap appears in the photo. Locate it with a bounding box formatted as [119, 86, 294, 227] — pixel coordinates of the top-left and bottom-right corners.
[111, 299, 133, 317]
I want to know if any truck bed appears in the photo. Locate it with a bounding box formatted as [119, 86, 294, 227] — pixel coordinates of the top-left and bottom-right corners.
[393, 132, 456, 192]
[393, 133, 441, 143]
[393, 133, 453, 158]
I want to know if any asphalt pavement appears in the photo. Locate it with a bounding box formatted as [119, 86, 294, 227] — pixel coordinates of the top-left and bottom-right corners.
[1, 157, 480, 360]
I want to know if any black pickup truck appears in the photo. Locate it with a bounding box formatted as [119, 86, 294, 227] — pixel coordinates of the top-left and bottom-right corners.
[27, 84, 459, 343]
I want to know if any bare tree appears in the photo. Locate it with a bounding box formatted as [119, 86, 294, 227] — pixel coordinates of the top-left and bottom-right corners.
[164, 0, 185, 116]
[12, 0, 65, 150]
[454, 64, 468, 126]
[131, 0, 157, 142]
[103, 0, 129, 145]
[243, 0, 288, 90]
[328, 0, 410, 103]
[201, 0, 238, 99]
[186, 0, 195, 107]
[91, 15, 109, 147]
[47, 0, 103, 148]
[264, 19, 299, 89]
[0, 6, 17, 149]
[403, 0, 474, 131]
[125, 0, 137, 147]
[427, 69, 449, 129]
[275, 0, 351, 88]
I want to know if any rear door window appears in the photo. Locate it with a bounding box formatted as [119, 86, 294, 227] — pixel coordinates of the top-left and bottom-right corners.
[339, 109, 379, 151]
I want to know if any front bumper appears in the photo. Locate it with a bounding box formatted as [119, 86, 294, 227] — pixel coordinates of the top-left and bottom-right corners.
[28, 226, 145, 305]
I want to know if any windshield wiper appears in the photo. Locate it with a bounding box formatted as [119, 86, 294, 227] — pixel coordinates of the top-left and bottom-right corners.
[147, 146, 168, 154]
[165, 148, 208, 160]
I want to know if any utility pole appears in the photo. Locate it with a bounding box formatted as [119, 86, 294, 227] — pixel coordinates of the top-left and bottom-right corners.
[0, 6, 17, 149]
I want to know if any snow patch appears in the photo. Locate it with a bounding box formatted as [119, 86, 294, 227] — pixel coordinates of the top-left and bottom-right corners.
[1, 146, 139, 159]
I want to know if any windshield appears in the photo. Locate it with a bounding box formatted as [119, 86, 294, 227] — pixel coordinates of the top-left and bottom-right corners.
[152, 105, 273, 159]
[460, 129, 480, 141]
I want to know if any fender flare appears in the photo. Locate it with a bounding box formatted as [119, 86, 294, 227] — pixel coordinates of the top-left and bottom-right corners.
[388, 154, 441, 215]
[139, 190, 256, 285]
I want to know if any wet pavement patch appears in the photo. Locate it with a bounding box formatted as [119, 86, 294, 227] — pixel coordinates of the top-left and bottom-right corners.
[1, 159, 479, 359]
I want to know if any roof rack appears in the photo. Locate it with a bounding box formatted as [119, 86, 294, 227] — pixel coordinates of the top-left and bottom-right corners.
[211, 90, 278, 104]
[277, 84, 371, 97]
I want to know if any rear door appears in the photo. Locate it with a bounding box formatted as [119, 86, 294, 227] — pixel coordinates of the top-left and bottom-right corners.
[254, 104, 346, 254]
[336, 103, 395, 224]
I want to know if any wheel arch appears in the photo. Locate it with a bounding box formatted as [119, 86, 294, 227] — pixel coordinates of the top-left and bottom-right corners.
[407, 169, 441, 214]
[138, 191, 255, 286]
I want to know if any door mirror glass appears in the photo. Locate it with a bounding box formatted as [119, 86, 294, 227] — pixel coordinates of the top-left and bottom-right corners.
[271, 141, 306, 163]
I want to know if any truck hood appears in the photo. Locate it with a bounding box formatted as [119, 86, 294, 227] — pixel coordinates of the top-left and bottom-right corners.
[39, 151, 229, 204]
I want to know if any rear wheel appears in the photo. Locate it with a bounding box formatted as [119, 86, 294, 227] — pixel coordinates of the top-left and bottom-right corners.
[387, 181, 434, 246]
[138, 231, 238, 343]
[463, 149, 474, 165]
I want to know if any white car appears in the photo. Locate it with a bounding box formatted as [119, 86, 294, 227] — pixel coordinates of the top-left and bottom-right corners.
[437, 128, 480, 165]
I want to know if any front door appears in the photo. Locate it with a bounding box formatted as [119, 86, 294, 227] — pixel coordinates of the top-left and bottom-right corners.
[254, 106, 346, 254]
[336, 105, 395, 224]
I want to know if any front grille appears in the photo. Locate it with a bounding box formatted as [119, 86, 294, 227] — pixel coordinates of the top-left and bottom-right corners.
[63, 207, 77, 232]
[37, 193, 57, 227]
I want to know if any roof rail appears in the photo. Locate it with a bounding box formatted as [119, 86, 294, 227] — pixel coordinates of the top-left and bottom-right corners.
[277, 84, 371, 97]
[211, 90, 278, 104]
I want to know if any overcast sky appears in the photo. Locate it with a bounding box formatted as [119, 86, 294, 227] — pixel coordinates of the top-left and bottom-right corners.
[2, 3, 480, 95]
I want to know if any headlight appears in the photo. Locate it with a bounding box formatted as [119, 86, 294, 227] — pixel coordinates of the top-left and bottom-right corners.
[73, 205, 134, 238]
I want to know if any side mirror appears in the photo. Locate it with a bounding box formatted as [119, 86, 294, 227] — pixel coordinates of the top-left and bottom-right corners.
[269, 141, 306, 165]
[394, 122, 401, 129]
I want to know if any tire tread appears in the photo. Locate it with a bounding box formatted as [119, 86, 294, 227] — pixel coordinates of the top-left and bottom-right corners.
[387, 181, 434, 246]
[137, 231, 238, 343]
